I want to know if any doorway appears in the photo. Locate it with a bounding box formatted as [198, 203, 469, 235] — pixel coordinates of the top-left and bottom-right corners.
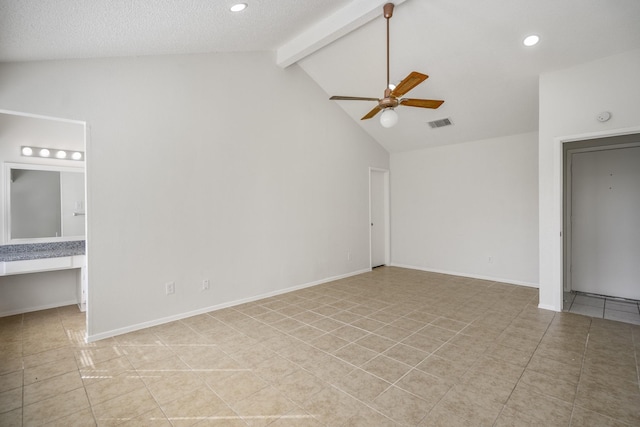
[369, 168, 389, 269]
[0, 109, 88, 318]
[564, 134, 640, 301]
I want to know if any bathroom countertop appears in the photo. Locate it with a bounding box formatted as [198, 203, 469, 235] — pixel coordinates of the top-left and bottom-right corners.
[0, 241, 85, 262]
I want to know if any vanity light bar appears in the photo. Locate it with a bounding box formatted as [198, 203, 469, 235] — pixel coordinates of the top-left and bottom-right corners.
[21, 146, 84, 161]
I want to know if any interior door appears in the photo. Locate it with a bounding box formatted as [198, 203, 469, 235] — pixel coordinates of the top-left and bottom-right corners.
[370, 170, 386, 268]
[570, 146, 640, 299]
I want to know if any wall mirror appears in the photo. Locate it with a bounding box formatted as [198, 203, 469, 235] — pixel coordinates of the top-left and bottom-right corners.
[4, 162, 85, 243]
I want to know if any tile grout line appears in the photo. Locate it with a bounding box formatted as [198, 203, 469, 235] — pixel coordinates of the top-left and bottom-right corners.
[567, 292, 576, 312]
[567, 315, 592, 427]
[489, 302, 554, 426]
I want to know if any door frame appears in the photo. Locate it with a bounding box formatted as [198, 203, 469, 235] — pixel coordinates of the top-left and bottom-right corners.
[369, 167, 390, 269]
[563, 138, 640, 293]
[550, 126, 640, 312]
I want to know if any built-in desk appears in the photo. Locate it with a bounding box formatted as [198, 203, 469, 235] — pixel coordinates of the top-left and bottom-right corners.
[0, 241, 87, 311]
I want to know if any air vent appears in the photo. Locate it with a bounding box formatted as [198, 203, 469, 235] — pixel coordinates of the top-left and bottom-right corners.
[428, 118, 453, 129]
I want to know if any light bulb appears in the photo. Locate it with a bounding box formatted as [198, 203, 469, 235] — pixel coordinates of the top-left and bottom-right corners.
[380, 108, 399, 128]
[56, 150, 67, 159]
[39, 148, 50, 157]
[72, 152, 83, 160]
[22, 147, 33, 156]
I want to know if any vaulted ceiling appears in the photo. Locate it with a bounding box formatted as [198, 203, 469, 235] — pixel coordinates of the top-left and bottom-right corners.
[2, 0, 640, 152]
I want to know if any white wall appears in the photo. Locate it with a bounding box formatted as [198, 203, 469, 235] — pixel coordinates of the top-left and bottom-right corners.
[0, 52, 389, 340]
[539, 48, 640, 311]
[0, 113, 85, 315]
[391, 132, 539, 286]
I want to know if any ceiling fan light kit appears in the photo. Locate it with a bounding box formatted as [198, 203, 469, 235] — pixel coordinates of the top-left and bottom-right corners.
[330, 2, 444, 128]
[380, 108, 399, 128]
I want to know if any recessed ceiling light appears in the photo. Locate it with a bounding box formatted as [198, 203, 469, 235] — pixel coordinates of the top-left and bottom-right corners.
[230, 3, 247, 12]
[523, 35, 540, 47]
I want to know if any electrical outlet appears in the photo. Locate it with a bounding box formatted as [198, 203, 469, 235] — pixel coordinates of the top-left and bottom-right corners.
[202, 279, 210, 291]
[165, 282, 175, 295]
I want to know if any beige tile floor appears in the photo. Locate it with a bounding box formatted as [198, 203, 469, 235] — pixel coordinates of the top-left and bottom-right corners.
[1, 267, 639, 426]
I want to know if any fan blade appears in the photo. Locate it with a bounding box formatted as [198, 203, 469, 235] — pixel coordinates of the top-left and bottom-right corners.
[390, 71, 428, 97]
[400, 98, 444, 109]
[330, 96, 380, 101]
[361, 106, 382, 120]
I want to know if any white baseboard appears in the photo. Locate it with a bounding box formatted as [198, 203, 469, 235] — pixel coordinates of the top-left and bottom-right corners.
[537, 303, 560, 312]
[0, 299, 79, 318]
[86, 268, 370, 343]
[389, 263, 539, 288]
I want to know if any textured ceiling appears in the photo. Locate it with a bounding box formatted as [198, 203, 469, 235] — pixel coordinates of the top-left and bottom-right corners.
[0, 0, 352, 62]
[1, 0, 640, 153]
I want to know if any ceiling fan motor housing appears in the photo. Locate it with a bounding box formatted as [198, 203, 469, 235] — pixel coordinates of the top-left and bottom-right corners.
[379, 98, 399, 109]
[379, 88, 399, 109]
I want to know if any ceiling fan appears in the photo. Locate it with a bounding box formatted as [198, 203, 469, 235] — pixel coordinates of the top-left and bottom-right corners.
[330, 2, 444, 128]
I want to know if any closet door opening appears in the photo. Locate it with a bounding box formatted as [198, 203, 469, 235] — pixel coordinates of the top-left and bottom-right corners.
[564, 134, 640, 301]
[370, 168, 389, 269]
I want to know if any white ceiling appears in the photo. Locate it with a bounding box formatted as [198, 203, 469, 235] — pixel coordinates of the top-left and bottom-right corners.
[0, 0, 353, 61]
[2, 0, 640, 152]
